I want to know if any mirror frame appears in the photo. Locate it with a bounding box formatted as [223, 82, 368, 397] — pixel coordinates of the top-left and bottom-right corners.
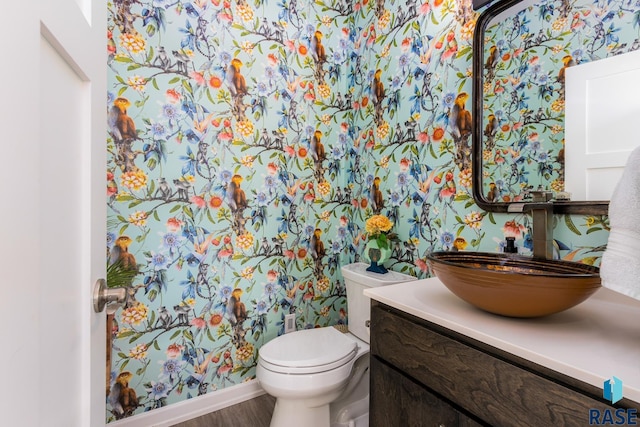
[471, 0, 609, 215]
[472, 0, 494, 10]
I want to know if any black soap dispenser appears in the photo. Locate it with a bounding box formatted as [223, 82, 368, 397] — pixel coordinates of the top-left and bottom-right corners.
[504, 237, 518, 254]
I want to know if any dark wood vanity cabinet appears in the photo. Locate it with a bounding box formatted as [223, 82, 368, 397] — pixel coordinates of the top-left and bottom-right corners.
[371, 356, 483, 426]
[369, 301, 637, 427]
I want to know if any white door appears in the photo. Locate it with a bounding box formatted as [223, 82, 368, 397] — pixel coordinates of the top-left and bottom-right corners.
[565, 48, 640, 201]
[0, 1, 106, 426]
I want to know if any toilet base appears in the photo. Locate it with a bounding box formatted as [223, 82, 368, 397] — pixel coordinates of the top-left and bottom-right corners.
[331, 357, 369, 427]
[332, 412, 368, 427]
[270, 398, 330, 427]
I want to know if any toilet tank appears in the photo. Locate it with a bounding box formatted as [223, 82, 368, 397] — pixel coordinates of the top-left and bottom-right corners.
[340, 263, 417, 343]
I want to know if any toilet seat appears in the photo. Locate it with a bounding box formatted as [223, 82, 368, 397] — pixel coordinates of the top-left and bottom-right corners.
[259, 327, 358, 374]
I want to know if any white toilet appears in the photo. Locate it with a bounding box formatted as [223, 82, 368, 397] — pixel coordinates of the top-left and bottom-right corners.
[257, 262, 416, 427]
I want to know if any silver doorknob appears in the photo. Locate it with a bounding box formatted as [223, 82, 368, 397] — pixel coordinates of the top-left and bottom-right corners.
[93, 278, 128, 313]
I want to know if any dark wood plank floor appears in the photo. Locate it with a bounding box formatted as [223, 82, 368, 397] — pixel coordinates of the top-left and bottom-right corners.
[171, 393, 276, 427]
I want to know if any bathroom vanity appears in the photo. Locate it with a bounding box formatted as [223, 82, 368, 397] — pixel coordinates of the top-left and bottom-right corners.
[365, 278, 640, 426]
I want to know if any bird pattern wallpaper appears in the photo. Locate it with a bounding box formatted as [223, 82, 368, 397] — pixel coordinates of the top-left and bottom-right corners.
[106, 0, 636, 421]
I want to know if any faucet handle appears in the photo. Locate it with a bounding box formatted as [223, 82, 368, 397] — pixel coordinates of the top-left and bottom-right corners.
[530, 190, 553, 202]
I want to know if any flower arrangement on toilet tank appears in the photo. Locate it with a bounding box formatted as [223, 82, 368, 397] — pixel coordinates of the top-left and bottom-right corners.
[364, 215, 397, 274]
[365, 215, 396, 251]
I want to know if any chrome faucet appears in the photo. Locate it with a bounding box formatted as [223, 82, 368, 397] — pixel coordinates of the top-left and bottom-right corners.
[507, 189, 554, 259]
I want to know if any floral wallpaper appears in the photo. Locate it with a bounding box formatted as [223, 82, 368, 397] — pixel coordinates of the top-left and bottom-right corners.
[106, 0, 634, 421]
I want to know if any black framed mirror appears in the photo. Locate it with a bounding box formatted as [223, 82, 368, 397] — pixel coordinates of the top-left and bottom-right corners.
[472, 0, 610, 215]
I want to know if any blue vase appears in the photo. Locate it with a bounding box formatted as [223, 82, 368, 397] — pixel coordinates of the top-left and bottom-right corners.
[364, 239, 391, 274]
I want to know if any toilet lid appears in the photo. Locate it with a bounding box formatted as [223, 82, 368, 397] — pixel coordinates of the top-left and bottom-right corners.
[259, 327, 358, 374]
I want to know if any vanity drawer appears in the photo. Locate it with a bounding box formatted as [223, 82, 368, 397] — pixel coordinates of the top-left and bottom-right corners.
[370, 356, 461, 427]
[370, 303, 615, 427]
[371, 356, 485, 427]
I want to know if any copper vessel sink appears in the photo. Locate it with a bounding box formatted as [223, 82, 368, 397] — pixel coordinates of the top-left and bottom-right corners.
[426, 252, 601, 318]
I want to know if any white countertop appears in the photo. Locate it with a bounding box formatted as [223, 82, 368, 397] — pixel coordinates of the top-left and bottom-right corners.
[364, 277, 640, 403]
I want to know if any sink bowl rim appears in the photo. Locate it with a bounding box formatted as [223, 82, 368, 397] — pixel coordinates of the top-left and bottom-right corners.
[426, 251, 600, 278]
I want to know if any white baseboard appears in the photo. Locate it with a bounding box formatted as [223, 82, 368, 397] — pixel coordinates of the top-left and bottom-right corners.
[109, 380, 266, 427]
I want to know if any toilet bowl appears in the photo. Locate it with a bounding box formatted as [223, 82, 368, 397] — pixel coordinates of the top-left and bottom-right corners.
[257, 263, 416, 427]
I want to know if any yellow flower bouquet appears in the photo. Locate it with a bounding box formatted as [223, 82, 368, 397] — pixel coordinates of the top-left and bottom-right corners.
[364, 214, 397, 274]
[365, 214, 396, 250]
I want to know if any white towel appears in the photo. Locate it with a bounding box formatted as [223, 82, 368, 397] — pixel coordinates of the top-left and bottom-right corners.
[600, 146, 640, 300]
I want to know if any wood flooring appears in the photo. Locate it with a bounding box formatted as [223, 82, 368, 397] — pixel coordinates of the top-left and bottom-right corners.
[171, 393, 276, 427]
